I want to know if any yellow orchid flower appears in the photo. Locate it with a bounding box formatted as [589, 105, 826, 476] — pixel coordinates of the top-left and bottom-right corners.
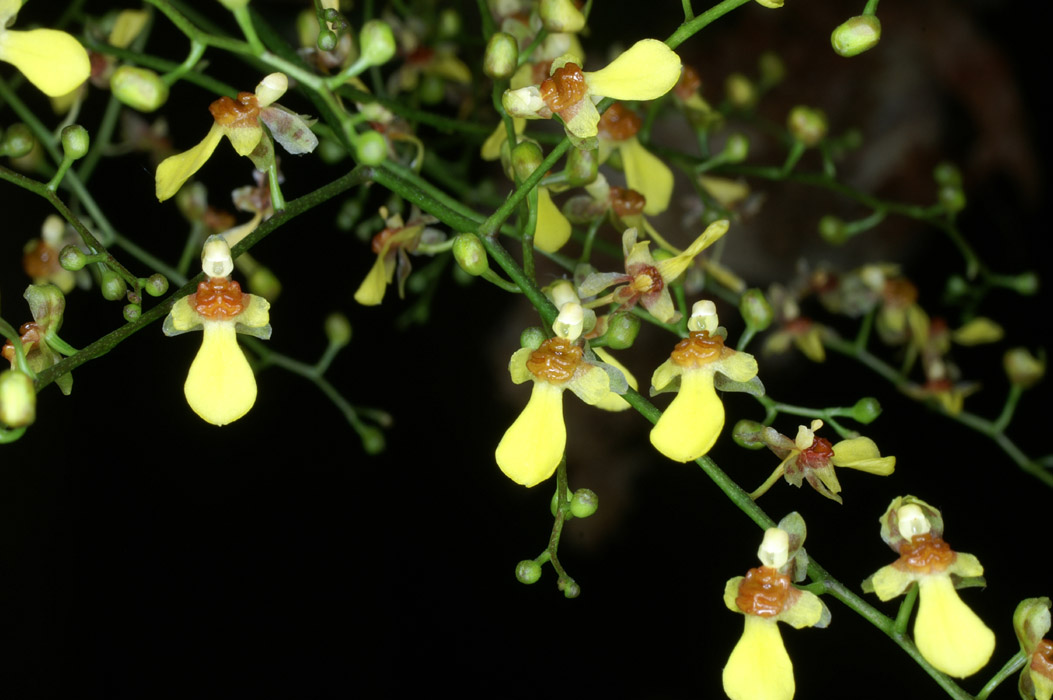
[354, 209, 442, 306]
[597, 102, 673, 215]
[1014, 598, 1053, 700]
[502, 39, 682, 143]
[0, 0, 90, 97]
[863, 498, 995, 678]
[649, 301, 758, 462]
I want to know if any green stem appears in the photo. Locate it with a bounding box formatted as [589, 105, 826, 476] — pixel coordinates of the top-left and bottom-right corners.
[976, 651, 1026, 700]
[665, 0, 753, 50]
[893, 582, 918, 635]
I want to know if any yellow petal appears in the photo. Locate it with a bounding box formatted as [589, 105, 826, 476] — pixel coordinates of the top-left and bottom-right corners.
[723, 616, 795, 700]
[715, 349, 759, 383]
[108, 9, 149, 49]
[236, 293, 272, 332]
[869, 564, 916, 601]
[793, 326, 826, 362]
[723, 576, 745, 613]
[0, 28, 90, 97]
[155, 124, 225, 202]
[650, 357, 681, 393]
[655, 219, 729, 283]
[619, 137, 673, 215]
[224, 123, 263, 157]
[567, 362, 612, 406]
[584, 39, 682, 101]
[650, 369, 723, 462]
[481, 117, 524, 161]
[560, 94, 601, 140]
[831, 436, 880, 463]
[353, 253, 393, 306]
[184, 322, 257, 426]
[495, 382, 566, 487]
[952, 317, 1004, 345]
[593, 347, 638, 412]
[534, 187, 572, 253]
[777, 589, 826, 629]
[163, 296, 202, 335]
[915, 574, 995, 678]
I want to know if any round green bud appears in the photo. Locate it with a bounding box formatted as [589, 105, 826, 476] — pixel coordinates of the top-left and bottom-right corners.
[360, 426, 386, 455]
[564, 145, 598, 187]
[570, 488, 599, 519]
[437, 8, 460, 39]
[123, 303, 141, 323]
[550, 487, 573, 516]
[60, 125, 90, 160]
[318, 137, 346, 165]
[355, 130, 387, 166]
[0, 123, 34, 158]
[100, 271, 127, 301]
[0, 370, 36, 428]
[604, 312, 640, 350]
[732, 419, 767, 450]
[944, 274, 968, 300]
[933, 162, 962, 187]
[938, 185, 966, 214]
[325, 312, 353, 347]
[359, 20, 396, 67]
[1003, 347, 1045, 389]
[248, 267, 282, 301]
[110, 66, 170, 112]
[787, 106, 828, 147]
[725, 73, 756, 109]
[831, 15, 882, 57]
[417, 73, 446, 105]
[144, 273, 169, 297]
[539, 0, 585, 33]
[59, 245, 88, 271]
[561, 580, 581, 599]
[452, 233, 489, 276]
[851, 397, 882, 424]
[739, 288, 774, 331]
[484, 32, 519, 80]
[511, 141, 544, 181]
[758, 51, 786, 86]
[317, 29, 338, 52]
[723, 133, 750, 163]
[818, 214, 847, 244]
[1007, 271, 1039, 296]
[515, 560, 542, 585]
[521, 326, 546, 351]
[337, 198, 363, 232]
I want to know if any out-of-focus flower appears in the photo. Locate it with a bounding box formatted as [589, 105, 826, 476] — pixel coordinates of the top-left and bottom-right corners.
[0, 0, 90, 97]
[354, 208, 443, 306]
[863, 497, 995, 678]
[650, 301, 758, 462]
[1014, 598, 1053, 700]
[22, 215, 84, 293]
[596, 103, 673, 215]
[2, 284, 76, 395]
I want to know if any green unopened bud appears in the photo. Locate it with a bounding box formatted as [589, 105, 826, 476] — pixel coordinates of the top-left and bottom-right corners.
[938, 185, 966, 214]
[317, 29, 338, 52]
[1007, 271, 1039, 296]
[59, 245, 88, 271]
[539, 0, 585, 32]
[511, 141, 544, 181]
[100, 270, 127, 301]
[818, 215, 847, 244]
[123, 303, 141, 322]
[515, 559, 542, 584]
[851, 397, 882, 424]
[944, 274, 968, 300]
[355, 130, 387, 166]
[452, 234, 489, 276]
[0, 123, 34, 158]
[933, 162, 962, 187]
[831, 15, 882, 57]
[437, 8, 460, 39]
[725, 73, 756, 109]
[520, 326, 545, 350]
[732, 419, 767, 450]
[417, 73, 445, 105]
[325, 312, 353, 347]
[143, 273, 169, 297]
[60, 125, 90, 160]
[604, 312, 640, 350]
[758, 51, 785, 86]
[248, 266, 282, 301]
[484, 32, 518, 80]
[561, 580, 581, 598]
[1004, 348, 1045, 389]
[359, 20, 396, 67]
[360, 426, 386, 454]
[0, 370, 36, 428]
[723, 133, 750, 163]
[787, 106, 827, 147]
[564, 145, 598, 187]
[570, 488, 598, 518]
[739, 288, 774, 331]
[110, 66, 169, 112]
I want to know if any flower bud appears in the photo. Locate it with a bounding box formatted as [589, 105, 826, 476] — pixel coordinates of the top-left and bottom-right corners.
[143, 273, 169, 297]
[604, 312, 640, 350]
[483, 32, 518, 80]
[1007, 271, 1039, 296]
[758, 51, 785, 86]
[110, 66, 170, 112]
[438, 9, 460, 39]
[831, 15, 882, 57]
[520, 326, 545, 350]
[60, 125, 90, 160]
[359, 20, 396, 67]
[739, 288, 774, 331]
[511, 141, 544, 181]
[851, 397, 882, 424]
[317, 29, 338, 52]
[564, 145, 598, 187]
[722, 133, 749, 163]
[59, 245, 88, 271]
[0, 370, 36, 428]
[515, 560, 542, 584]
[938, 185, 966, 214]
[933, 162, 962, 188]
[732, 419, 767, 450]
[725, 73, 755, 109]
[417, 73, 445, 105]
[452, 233, 489, 276]
[123, 303, 141, 322]
[570, 488, 598, 518]
[325, 312, 353, 347]
[248, 266, 282, 301]
[355, 130, 387, 166]
[100, 270, 127, 301]
[818, 215, 848, 244]
[360, 426, 386, 454]
[539, 0, 585, 33]
[562, 580, 581, 598]
[1004, 348, 1045, 389]
[787, 106, 827, 147]
[1, 123, 35, 158]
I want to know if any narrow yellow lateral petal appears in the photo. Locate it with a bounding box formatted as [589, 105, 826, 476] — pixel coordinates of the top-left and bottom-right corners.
[184, 322, 258, 426]
[915, 574, 995, 678]
[650, 369, 723, 462]
[534, 187, 572, 253]
[155, 124, 225, 201]
[495, 382, 566, 487]
[723, 616, 795, 700]
[224, 123, 263, 157]
[584, 39, 682, 101]
[620, 137, 673, 215]
[353, 254, 394, 306]
[0, 28, 90, 97]
[593, 347, 637, 412]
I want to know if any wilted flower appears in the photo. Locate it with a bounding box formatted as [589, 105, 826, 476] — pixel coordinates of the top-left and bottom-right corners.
[354, 208, 443, 306]
[1014, 598, 1053, 700]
